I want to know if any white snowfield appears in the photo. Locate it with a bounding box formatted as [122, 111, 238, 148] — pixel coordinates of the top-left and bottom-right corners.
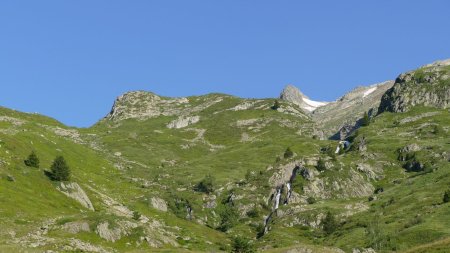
[302, 98, 328, 112]
[362, 87, 377, 98]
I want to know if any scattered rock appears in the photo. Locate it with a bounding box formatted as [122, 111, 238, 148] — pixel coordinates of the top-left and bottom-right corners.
[96, 222, 122, 242]
[57, 182, 95, 211]
[65, 238, 112, 253]
[62, 221, 90, 234]
[150, 197, 168, 212]
[167, 116, 200, 129]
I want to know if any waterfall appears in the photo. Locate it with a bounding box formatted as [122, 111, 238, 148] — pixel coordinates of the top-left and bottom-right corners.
[262, 166, 299, 236]
[186, 206, 193, 220]
[274, 188, 281, 210]
[285, 183, 291, 205]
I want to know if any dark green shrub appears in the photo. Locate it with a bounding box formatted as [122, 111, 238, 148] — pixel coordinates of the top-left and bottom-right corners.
[284, 147, 294, 159]
[374, 187, 384, 194]
[326, 146, 337, 160]
[246, 207, 260, 218]
[132, 211, 140, 221]
[6, 175, 15, 182]
[403, 159, 423, 172]
[231, 236, 255, 253]
[195, 174, 215, 194]
[322, 211, 338, 235]
[362, 111, 371, 126]
[307, 197, 316, 204]
[443, 190, 450, 203]
[50, 156, 70, 181]
[316, 158, 327, 172]
[218, 204, 239, 232]
[367, 219, 395, 251]
[271, 100, 280, 110]
[24, 151, 39, 168]
[167, 193, 191, 219]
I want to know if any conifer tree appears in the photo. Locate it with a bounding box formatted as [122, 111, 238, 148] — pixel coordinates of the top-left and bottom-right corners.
[362, 111, 371, 126]
[50, 156, 70, 181]
[284, 147, 294, 159]
[24, 151, 40, 168]
[271, 100, 280, 110]
[322, 211, 338, 235]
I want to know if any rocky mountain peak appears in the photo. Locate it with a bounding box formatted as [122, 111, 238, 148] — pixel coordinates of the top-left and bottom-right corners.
[105, 91, 189, 121]
[279, 84, 328, 112]
[379, 59, 450, 113]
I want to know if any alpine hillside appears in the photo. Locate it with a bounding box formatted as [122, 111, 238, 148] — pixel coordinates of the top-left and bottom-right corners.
[0, 59, 449, 253]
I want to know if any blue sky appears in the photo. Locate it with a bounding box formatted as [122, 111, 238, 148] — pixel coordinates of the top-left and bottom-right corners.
[1, 1, 449, 127]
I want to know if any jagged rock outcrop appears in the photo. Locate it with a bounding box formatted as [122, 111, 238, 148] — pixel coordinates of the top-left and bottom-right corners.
[280, 85, 328, 112]
[105, 91, 225, 121]
[105, 91, 189, 121]
[379, 59, 450, 113]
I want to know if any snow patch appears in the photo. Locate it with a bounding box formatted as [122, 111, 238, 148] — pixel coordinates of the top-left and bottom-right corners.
[303, 98, 328, 107]
[301, 98, 328, 112]
[363, 87, 377, 98]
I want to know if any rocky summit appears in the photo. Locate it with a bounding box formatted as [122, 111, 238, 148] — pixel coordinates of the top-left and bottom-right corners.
[280, 84, 328, 112]
[0, 59, 449, 253]
[379, 59, 450, 113]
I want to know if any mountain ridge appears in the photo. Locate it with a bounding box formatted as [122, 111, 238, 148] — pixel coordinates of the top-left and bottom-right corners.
[0, 59, 449, 253]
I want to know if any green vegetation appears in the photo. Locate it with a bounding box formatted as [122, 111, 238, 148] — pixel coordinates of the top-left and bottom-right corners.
[24, 151, 39, 168]
[232, 236, 256, 253]
[283, 147, 294, 159]
[271, 100, 280, 110]
[49, 156, 70, 181]
[362, 111, 371, 126]
[322, 211, 338, 235]
[0, 79, 449, 252]
[444, 190, 450, 203]
[316, 157, 326, 172]
[218, 204, 239, 232]
[195, 174, 216, 194]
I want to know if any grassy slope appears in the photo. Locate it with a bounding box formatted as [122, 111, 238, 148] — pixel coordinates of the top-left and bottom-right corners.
[0, 93, 449, 253]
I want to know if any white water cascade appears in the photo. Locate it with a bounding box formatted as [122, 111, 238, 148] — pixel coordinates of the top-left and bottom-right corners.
[285, 183, 291, 205]
[274, 188, 281, 210]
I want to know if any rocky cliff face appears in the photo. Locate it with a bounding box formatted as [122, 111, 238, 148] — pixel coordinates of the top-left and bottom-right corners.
[379, 59, 450, 113]
[311, 81, 394, 139]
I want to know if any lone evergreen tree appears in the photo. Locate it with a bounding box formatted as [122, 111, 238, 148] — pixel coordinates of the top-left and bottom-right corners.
[24, 151, 40, 168]
[444, 190, 450, 203]
[284, 147, 294, 159]
[362, 111, 371, 126]
[50, 156, 70, 181]
[271, 100, 280, 110]
[322, 211, 338, 235]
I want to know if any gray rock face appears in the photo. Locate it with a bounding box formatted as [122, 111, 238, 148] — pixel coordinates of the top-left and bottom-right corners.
[105, 91, 224, 121]
[57, 182, 95, 211]
[312, 81, 394, 139]
[280, 85, 328, 112]
[167, 116, 200, 129]
[150, 197, 168, 212]
[62, 221, 91, 234]
[379, 59, 450, 113]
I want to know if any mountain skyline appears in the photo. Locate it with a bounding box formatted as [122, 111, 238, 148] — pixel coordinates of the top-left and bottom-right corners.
[1, 1, 450, 127]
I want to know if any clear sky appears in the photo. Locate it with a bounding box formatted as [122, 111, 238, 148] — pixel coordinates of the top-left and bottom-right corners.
[1, 1, 449, 127]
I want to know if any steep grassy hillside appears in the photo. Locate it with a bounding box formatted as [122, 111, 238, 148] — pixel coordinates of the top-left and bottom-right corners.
[0, 61, 449, 253]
